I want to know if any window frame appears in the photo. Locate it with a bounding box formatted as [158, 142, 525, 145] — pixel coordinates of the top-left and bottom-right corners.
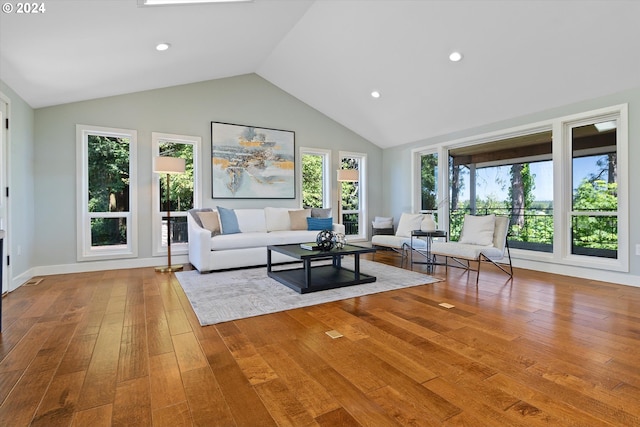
[76, 124, 138, 261]
[411, 104, 628, 273]
[299, 147, 331, 209]
[339, 151, 367, 241]
[558, 107, 628, 271]
[152, 132, 202, 258]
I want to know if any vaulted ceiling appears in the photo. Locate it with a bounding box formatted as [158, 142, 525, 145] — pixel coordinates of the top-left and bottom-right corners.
[1, 0, 639, 148]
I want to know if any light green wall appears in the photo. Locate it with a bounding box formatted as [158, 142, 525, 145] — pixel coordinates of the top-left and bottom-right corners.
[382, 86, 640, 281]
[32, 74, 383, 269]
[0, 79, 35, 288]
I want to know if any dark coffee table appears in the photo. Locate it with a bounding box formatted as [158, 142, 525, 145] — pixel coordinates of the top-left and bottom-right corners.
[267, 243, 377, 293]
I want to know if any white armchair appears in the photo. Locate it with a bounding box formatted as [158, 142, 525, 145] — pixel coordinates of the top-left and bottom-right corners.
[431, 214, 513, 285]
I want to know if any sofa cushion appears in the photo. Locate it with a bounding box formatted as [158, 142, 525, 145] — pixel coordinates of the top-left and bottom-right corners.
[265, 207, 291, 231]
[431, 241, 503, 260]
[268, 230, 324, 245]
[371, 234, 427, 249]
[217, 206, 241, 234]
[311, 207, 332, 218]
[210, 232, 269, 250]
[289, 209, 311, 230]
[307, 217, 333, 231]
[236, 209, 267, 233]
[210, 230, 325, 251]
[372, 216, 393, 228]
[395, 213, 423, 237]
[459, 214, 495, 246]
[196, 211, 221, 235]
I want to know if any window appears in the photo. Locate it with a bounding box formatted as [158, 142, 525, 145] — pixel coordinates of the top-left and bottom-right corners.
[76, 125, 137, 261]
[418, 151, 440, 221]
[300, 148, 331, 209]
[447, 130, 554, 250]
[152, 132, 201, 257]
[566, 116, 623, 263]
[339, 152, 367, 240]
[414, 104, 628, 273]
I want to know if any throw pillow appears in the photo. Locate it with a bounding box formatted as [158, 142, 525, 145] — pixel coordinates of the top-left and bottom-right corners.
[395, 213, 423, 237]
[307, 217, 333, 231]
[217, 206, 241, 234]
[196, 211, 220, 235]
[311, 208, 332, 218]
[372, 216, 393, 229]
[289, 209, 311, 230]
[459, 214, 496, 246]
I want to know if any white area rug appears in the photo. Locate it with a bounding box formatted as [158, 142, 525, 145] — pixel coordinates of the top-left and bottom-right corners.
[175, 259, 441, 326]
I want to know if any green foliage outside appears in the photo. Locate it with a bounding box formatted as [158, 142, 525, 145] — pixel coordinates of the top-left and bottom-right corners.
[446, 162, 617, 256]
[159, 143, 194, 212]
[88, 135, 130, 246]
[87, 137, 194, 246]
[572, 179, 617, 251]
[301, 154, 324, 208]
[420, 154, 437, 210]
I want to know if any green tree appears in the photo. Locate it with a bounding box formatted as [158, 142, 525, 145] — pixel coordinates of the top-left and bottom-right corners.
[88, 135, 130, 245]
[420, 154, 437, 210]
[508, 163, 535, 241]
[302, 154, 324, 208]
[572, 179, 618, 251]
[159, 143, 194, 212]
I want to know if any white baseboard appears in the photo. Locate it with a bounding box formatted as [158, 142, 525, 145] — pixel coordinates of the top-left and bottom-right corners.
[512, 258, 640, 288]
[10, 255, 189, 291]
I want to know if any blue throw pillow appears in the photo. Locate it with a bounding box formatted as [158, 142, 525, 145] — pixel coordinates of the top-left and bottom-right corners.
[307, 217, 333, 231]
[217, 206, 241, 234]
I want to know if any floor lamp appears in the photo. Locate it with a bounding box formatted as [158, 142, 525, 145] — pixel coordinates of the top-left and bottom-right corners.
[154, 156, 186, 273]
[336, 169, 359, 224]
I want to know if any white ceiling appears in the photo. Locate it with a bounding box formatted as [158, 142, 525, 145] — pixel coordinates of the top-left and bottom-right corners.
[1, 0, 639, 148]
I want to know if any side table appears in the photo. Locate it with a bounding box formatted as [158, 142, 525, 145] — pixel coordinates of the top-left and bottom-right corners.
[410, 230, 447, 273]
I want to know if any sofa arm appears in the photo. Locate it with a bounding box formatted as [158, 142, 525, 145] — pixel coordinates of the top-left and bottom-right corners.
[332, 223, 345, 234]
[187, 214, 212, 272]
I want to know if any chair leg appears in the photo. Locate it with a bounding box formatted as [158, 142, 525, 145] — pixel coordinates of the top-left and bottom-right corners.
[476, 259, 481, 286]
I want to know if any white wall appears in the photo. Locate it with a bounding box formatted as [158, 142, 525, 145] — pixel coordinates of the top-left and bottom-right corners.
[382, 85, 640, 286]
[0, 80, 36, 290]
[31, 74, 382, 273]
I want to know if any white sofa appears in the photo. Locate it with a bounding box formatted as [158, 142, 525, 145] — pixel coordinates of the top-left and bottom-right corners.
[187, 207, 345, 273]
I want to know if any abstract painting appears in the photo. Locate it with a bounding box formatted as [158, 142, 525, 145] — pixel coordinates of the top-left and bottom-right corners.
[211, 122, 295, 199]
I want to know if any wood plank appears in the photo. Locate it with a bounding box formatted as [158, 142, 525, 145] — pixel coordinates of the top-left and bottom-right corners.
[30, 371, 86, 427]
[70, 404, 113, 427]
[0, 368, 56, 427]
[76, 311, 124, 411]
[181, 366, 235, 426]
[0, 321, 55, 373]
[152, 401, 193, 427]
[148, 352, 187, 410]
[171, 332, 208, 373]
[117, 322, 149, 382]
[200, 335, 278, 427]
[112, 377, 152, 427]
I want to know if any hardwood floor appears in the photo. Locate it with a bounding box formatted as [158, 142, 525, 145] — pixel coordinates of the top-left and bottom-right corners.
[1, 252, 640, 426]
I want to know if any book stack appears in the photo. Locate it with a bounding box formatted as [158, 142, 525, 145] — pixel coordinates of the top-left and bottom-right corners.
[299, 243, 320, 250]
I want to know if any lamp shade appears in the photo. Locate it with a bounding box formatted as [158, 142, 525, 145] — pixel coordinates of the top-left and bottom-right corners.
[337, 169, 359, 182]
[154, 156, 185, 174]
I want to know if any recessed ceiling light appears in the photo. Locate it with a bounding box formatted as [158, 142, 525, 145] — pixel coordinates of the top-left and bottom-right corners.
[371, 91, 381, 99]
[449, 51, 463, 62]
[156, 43, 171, 51]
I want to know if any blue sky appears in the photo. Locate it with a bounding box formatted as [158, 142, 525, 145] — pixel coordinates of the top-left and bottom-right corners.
[458, 156, 605, 203]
